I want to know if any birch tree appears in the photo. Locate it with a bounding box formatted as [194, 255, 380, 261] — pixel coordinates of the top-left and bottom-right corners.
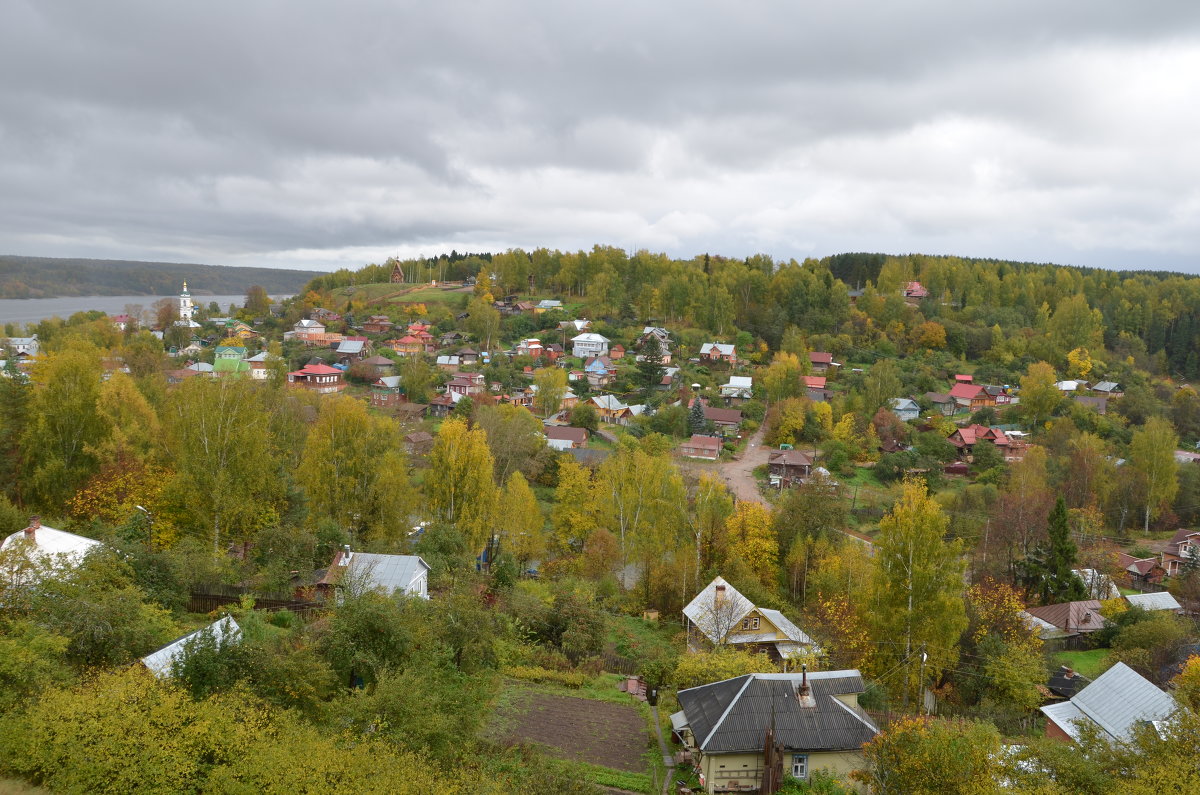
[425, 418, 497, 553]
[1128, 416, 1179, 534]
[869, 479, 966, 706]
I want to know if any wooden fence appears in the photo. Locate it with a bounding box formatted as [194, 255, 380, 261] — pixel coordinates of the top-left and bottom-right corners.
[187, 584, 324, 620]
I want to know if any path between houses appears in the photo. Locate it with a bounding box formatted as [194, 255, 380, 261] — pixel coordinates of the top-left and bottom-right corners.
[710, 422, 876, 550]
[651, 702, 675, 795]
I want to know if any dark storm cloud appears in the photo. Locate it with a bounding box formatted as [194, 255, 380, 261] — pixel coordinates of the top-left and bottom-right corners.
[2, 1, 1200, 271]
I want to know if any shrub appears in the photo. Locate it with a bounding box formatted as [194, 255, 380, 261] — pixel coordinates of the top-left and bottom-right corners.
[502, 665, 589, 688]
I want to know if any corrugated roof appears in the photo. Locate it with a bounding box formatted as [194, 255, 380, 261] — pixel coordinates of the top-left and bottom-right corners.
[678, 672, 875, 753]
[141, 616, 240, 678]
[326, 551, 431, 597]
[1125, 592, 1182, 612]
[1, 524, 103, 561]
[683, 577, 754, 643]
[1024, 600, 1104, 634]
[1061, 662, 1177, 742]
[757, 608, 816, 646]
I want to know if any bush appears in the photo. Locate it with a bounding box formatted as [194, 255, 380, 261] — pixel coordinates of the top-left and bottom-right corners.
[502, 665, 589, 688]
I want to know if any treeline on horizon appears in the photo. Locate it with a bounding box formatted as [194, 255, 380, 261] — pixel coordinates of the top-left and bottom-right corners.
[307, 246, 1200, 381]
[0, 255, 321, 299]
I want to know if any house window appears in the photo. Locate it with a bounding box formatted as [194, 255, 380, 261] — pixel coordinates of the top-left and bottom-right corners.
[792, 754, 808, 780]
[741, 617, 760, 630]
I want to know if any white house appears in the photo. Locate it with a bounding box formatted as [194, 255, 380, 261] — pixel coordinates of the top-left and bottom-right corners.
[889, 398, 921, 422]
[571, 332, 610, 359]
[293, 318, 326, 339]
[4, 335, 39, 357]
[720, 375, 753, 401]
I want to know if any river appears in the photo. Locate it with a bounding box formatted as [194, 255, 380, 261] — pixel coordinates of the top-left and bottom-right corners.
[0, 294, 289, 327]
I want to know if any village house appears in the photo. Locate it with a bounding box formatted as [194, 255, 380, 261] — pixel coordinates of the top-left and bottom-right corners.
[571, 332, 610, 359]
[1118, 551, 1176, 584]
[141, 617, 241, 679]
[371, 375, 404, 409]
[244, 350, 279, 380]
[925, 391, 957, 416]
[1, 516, 104, 568]
[516, 338, 545, 358]
[1022, 600, 1105, 641]
[1040, 662, 1176, 744]
[361, 315, 394, 335]
[768, 449, 815, 488]
[110, 313, 134, 331]
[1055, 380, 1086, 393]
[609, 343, 625, 360]
[429, 391, 463, 417]
[584, 356, 616, 388]
[699, 342, 736, 364]
[589, 394, 638, 425]
[317, 546, 430, 600]
[903, 281, 929, 303]
[311, 307, 342, 323]
[680, 434, 722, 461]
[804, 375, 828, 402]
[889, 397, 920, 422]
[949, 382, 990, 412]
[435, 354, 461, 370]
[683, 577, 818, 661]
[947, 424, 1010, 460]
[673, 669, 878, 794]
[286, 363, 346, 394]
[1124, 591, 1183, 613]
[404, 431, 434, 456]
[447, 372, 486, 397]
[559, 319, 592, 333]
[1075, 395, 1108, 415]
[334, 338, 370, 364]
[292, 318, 326, 340]
[457, 347, 480, 366]
[544, 425, 589, 451]
[1091, 381, 1123, 398]
[808, 351, 835, 374]
[358, 354, 395, 377]
[719, 375, 753, 403]
[439, 331, 466, 347]
[533, 299, 563, 314]
[704, 407, 743, 437]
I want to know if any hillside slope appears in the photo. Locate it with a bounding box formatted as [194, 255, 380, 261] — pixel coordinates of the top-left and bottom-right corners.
[0, 255, 322, 298]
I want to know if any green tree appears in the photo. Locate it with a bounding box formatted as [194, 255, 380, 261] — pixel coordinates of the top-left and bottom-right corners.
[243, 284, 271, 316]
[475, 403, 552, 484]
[862, 359, 902, 416]
[398, 355, 434, 404]
[687, 398, 708, 435]
[498, 471, 545, 571]
[1019, 361, 1061, 430]
[853, 716, 1003, 795]
[533, 366, 567, 418]
[762, 352, 804, 402]
[569, 402, 598, 432]
[0, 359, 32, 502]
[635, 333, 666, 395]
[296, 396, 416, 544]
[426, 418, 498, 553]
[21, 344, 108, 508]
[164, 378, 283, 552]
[868, 479, 967, 706]
[1128, 416, 1180, 533]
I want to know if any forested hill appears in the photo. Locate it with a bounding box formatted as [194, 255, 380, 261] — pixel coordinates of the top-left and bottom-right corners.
[0, 255, 322, 298]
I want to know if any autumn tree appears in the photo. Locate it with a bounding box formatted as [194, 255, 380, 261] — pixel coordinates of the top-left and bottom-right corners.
[595, 436, 684, 575]
[163, 378, 283, 553]
[1019, 361, 1061, 430]
[532, 367, 567, 418]
[868, 479, 967, 706]
[685, 473, 734, 583]
[398, 356, 434, 404]
[762, 352, 804, 402]
[426, 418, 498, 553]
[551, 459, 600, 551]
[498, 472, 545, 571]
[475, 403, 551, 484]
[854, 717, 1003, 795]
[1128, 416, 1180, 533]
[296, 396, 416, 544]
[725, 502, 777, 591]
[21, 344, 109, 509]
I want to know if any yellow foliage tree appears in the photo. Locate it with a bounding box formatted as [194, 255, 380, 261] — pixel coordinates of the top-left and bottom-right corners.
[725, 502, 777, 590]
[1066, 346, 1093, 379]
[498, 472, 545, 569]
[551, 459, 601, 552]
[426, 418, 498, 553]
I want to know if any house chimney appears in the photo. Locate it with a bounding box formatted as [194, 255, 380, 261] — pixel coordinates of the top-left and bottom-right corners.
[1062, 666, 1075, 679]
[341, 544, 352, 565]
[23, 516, 40, 540]
[714, 583, 726, 606]
[796, 664, 816, 709]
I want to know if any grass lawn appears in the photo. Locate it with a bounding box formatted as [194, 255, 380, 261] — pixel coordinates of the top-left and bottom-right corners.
[1118, 587, 1139, 597]
[1053, 648, 1111, 679]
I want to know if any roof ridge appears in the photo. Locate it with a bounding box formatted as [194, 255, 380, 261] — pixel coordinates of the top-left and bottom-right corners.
[828, 694, 879, 734]
[701, 675, 755, 750]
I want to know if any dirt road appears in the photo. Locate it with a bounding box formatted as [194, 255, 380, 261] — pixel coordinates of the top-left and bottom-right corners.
[718, 422, 773, 505]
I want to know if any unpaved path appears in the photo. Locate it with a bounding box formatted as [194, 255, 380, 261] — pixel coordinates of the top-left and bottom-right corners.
[718, 421, 772, 505]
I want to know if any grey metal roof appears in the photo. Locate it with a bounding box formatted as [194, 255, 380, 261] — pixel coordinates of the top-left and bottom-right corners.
[343, 552, 430, 597]
[677, 672, 875, 753]
[683, 577, 754, 643]
[1041, 661, 1177, 743]
[141, 616, 240, 678]
[1124, 592, 1182, 612]
[337, 340, 365, 354]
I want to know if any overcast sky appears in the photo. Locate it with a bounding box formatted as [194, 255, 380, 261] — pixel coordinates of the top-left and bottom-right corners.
[4, 2, 1200, 273]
